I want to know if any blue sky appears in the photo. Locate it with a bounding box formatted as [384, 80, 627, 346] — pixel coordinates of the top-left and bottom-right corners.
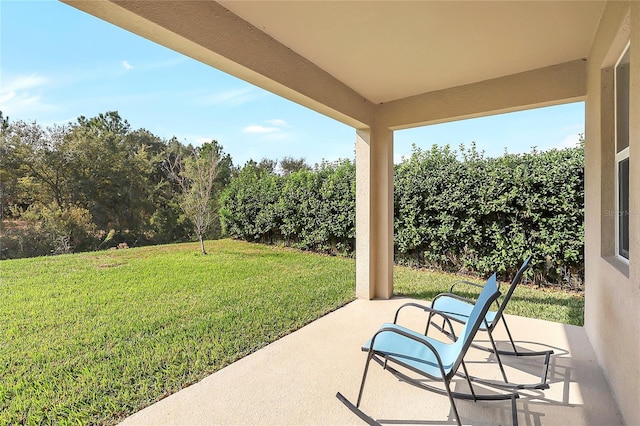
[1, 1, 584, 167]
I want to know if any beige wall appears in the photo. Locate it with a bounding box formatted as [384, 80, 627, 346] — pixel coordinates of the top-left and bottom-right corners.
[378, 60, 587, 130]
[584, 2, 640, 425]
[355, 126, 394, 299]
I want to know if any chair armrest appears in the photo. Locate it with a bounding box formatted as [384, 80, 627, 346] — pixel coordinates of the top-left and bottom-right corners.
[393, 302, 458, 339]
[431, 292, 476, 307]
[450, 279, 484, 293]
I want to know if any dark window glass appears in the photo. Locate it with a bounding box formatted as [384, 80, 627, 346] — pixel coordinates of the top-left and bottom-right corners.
[619, 157, 629, 259]
[616, 47, 630, 153]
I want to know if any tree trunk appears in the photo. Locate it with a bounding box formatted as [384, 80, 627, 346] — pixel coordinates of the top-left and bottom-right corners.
[199, 235, 207, 255]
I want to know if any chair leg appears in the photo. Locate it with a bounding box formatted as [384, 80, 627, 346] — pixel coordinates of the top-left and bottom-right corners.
[443, 377, 463, 426]
[357, 352, 374, 407]
[502, 318, 520, 355]
[336, 392, 381, 426]
[460, 360, 477, 401]
[487, 329, 509, 383]
[511, 393, 519, 426]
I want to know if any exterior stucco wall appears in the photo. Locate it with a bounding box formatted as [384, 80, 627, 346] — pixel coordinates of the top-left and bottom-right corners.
[378, 59, 587, 130]
[585, 2, 640, 425]
[355, 126, 394, 300]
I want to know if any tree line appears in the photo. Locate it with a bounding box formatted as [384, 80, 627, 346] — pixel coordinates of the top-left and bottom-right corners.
[0, 111, 233, 257]
[0, 111, 314, 258]
[1, 111, 584, 287]
[220, 143, 584, 288]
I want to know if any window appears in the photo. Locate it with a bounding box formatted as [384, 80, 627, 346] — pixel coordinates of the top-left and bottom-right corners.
[615, 44, 630, 261]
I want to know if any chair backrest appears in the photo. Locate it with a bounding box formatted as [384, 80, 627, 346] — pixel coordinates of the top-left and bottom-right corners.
[449, 273, 501, 376]
[490, 256, 531, 330]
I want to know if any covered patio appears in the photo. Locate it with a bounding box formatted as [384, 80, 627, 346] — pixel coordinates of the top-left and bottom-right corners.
[120, 298, 622, 425]
[63, 1, 639, 424]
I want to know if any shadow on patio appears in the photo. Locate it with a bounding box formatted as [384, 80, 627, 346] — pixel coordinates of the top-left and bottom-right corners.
[121, 298, 623, 425]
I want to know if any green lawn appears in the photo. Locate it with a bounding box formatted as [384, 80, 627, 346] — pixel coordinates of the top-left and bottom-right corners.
[0, 239, 584, 424]
[394, 266, 585, 326]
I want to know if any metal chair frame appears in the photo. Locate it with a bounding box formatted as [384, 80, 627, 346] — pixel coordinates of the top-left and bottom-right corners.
[396, 257, 552, 390]
[338, 274, 520, 426]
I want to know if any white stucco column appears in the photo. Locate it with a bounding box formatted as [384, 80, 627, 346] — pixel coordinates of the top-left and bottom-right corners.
[355, 126, 394, 299]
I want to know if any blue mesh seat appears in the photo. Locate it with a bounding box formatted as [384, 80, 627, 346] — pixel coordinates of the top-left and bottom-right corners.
[415, 257, 552, 390]
[338, 274, 520, 426]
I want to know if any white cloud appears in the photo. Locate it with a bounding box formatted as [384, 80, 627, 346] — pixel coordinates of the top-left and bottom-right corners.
[3, 75, 48, 92]
[197, 87, 258, 107]
[0, 74, 54, 117]
[121, 60, 133, 70]
[243, 125, 280, 134]
[266, 118, 288, 127]
[0, 75, 48, 103]
[242, 118, 295, 140]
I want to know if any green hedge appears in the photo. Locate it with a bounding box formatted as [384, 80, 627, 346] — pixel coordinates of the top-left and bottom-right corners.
[220, 160, 355, 253]
[394, 144, 583, 287]
[220, 145, 584, 288]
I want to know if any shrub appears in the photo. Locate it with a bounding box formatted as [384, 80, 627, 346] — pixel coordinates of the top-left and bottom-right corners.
[394, 144, 584, 288]
[220, 145, 584, 288]
[219, 162, 283, 242]
[220, 160, 356, 255]
[4, 203, 99, 256]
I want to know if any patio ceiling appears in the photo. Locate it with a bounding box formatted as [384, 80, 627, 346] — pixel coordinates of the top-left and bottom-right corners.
[220, 1, 604, 104]
[64, 0, 605, 129]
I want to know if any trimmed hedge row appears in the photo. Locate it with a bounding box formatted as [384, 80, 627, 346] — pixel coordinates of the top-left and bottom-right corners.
[394, 144, 583, 287]
[220, 144, 584, 288]
[220, 160, 355, 254]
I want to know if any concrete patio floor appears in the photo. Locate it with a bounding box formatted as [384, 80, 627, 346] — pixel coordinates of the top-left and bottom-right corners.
[121, 298, 624, 425]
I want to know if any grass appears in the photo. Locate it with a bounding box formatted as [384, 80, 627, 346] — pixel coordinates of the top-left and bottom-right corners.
[0, 239, 584, 424]
[0, 240, 356, 424]
[394, 266, 585, 326]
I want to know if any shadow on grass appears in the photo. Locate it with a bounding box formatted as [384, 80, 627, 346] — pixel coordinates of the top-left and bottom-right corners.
[394, 288, 584, 327]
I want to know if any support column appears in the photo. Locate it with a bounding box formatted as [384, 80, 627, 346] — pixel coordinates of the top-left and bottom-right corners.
[355, 125, 394, 299]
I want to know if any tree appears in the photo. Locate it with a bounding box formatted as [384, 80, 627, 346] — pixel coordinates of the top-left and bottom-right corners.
[0, 111, 9, 132]
[257, 158, 277, 174]
[197, 140, 234, 238]
[65, 111, 169, 243]
[0, 111, 9, 231]
[279, 156, 310, 176]
[164, 145, 221, 254]
[1, 120, 74, 210]
[66, 111, 133, 233]
[1, 110, 233, 258]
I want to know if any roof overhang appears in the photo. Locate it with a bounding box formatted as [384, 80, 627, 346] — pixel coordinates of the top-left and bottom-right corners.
[62, 0, 605, 129]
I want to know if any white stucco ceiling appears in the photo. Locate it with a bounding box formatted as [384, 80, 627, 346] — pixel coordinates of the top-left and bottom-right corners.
[219, 1, 605, 104]
[64, 0, 605, 128]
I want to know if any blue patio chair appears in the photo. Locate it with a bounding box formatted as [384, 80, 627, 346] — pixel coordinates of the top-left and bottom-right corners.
[337, 274, 519, 426]
[396, 257, 552, 390]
